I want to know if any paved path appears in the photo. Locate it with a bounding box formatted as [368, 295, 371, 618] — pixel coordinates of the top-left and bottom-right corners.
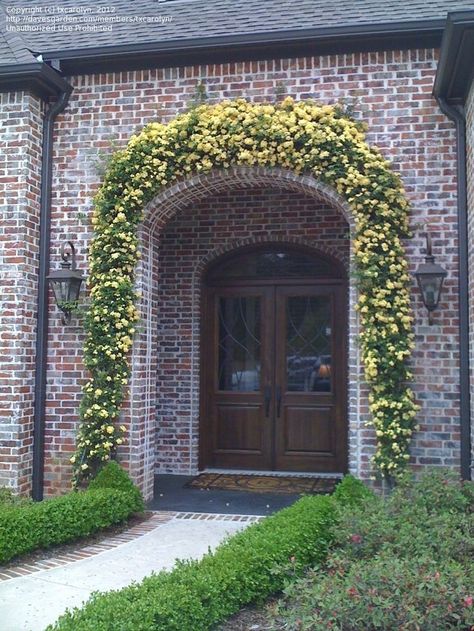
[0, 512, 258, 631]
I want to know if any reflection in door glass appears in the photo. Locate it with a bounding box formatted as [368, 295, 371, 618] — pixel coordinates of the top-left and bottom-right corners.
[210, 249, 333, 279]
[218, 296, 261, 391]
[286, 296, 331, 392]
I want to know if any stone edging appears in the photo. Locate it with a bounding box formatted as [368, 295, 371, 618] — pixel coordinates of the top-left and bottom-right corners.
[173, 512, 262, 523]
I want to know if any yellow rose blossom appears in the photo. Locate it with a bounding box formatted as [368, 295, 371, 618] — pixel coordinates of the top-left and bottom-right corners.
[72, 97, 417, 486]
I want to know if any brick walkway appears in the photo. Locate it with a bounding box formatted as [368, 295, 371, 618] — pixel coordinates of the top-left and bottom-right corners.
[0, 511, 261, 582]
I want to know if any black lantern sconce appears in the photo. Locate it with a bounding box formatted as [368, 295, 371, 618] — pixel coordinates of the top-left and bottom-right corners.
[414, 233, 447, 325]
[47, 241, 84, 324]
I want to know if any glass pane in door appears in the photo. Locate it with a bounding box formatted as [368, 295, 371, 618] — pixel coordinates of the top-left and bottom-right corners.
[286, 295, 332, 392]
[209, 248, 333, 280]
[218, 296, 261, 391]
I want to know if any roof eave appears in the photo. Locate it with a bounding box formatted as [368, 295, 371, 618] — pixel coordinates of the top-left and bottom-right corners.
[39, 19, 445, 75]
[0, 61, 71, 98]
[433, 10, 474, 105]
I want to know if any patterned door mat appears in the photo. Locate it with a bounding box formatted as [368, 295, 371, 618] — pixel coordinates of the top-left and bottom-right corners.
[185, 473, 339, 495]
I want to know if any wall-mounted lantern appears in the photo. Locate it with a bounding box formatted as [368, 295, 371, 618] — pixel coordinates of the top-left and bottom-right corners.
[414, 233, 447, 325]
[47, 241, 84, 324]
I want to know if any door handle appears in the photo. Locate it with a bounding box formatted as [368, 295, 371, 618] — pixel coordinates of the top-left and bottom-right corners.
[264, 384, 271, 417]
[276, 385, 282, 417]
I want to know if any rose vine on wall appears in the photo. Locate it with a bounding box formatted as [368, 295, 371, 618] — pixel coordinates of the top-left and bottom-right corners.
[71, 97, 418, 486]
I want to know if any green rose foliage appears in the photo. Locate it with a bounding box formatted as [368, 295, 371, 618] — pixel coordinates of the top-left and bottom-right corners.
[74, 97, 417, 484]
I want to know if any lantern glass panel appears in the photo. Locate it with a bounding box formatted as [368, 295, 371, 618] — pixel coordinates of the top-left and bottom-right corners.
[51, 279, 71, 305]
[50, 276, 83, 306]
[68, 277, 83, 303]
[417, 273, 444, 309]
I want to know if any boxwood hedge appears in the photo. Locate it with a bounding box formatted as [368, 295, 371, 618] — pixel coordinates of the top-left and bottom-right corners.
[0, 462, 144, 564]
[47, 476, 371, 631]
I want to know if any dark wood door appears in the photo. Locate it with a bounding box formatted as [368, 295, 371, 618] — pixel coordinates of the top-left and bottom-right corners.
[201, 282, 347, 472]
[202, 286, 274, 470]
[274, 285, 347, 472]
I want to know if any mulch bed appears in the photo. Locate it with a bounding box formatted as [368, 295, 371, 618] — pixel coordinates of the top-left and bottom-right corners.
[0, 511, 151, 571]
[216, 599, 284, 630]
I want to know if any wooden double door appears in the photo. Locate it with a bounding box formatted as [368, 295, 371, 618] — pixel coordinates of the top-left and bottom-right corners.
[201, 279, 347, 473]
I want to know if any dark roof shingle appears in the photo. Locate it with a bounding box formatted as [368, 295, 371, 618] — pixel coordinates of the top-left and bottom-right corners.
[2, 0, 474, 61]
[0, 4, 38, 64]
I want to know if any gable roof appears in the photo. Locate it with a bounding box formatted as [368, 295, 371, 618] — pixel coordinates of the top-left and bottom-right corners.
[0, 3, 72, 97]
[3, 0, 474, 61]
[0, 4, 38, 64]
[2, 0, 474, 79]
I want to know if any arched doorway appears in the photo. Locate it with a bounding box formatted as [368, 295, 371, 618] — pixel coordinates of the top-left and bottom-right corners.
[200, 243, 348, 473]
[75, 99, 416, 496]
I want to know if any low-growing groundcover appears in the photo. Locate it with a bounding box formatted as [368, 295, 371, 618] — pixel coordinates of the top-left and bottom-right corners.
[270, 471, 474, 630]
[0, 462, 143, 564]
[46, 476, 370, 631]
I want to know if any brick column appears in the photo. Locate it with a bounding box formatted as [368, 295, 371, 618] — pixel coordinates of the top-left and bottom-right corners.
[0, 91, 44, 494]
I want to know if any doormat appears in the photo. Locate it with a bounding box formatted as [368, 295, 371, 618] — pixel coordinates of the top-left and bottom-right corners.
[185, 473, 339, 495]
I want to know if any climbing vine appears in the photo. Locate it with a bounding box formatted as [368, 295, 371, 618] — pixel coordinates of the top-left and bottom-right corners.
[71, 97, 418, 486]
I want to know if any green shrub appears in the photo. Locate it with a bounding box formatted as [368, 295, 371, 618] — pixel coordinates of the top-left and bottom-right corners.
[330, 471, 474, 564]
[0, 463, 143, 564]
[332, 472, 375, 507]
[0, 487, 15, 505]
[393, 469, 473, 515]
[89, 460, 144, 513]
[47, 476, 370, 631]
[273, 470, 474, 630]
[277, 556, 474, 630]
[0, 487, 31, 507]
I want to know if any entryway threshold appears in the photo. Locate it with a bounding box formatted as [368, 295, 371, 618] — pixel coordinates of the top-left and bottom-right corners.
[150, 474, 305, 515]
[201, 468, 344, 479]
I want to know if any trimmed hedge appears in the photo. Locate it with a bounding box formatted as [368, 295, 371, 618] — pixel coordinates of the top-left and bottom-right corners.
[88, 460, 144, 513]
[47, 476, 371, 631]
[0, 462, 144, 564]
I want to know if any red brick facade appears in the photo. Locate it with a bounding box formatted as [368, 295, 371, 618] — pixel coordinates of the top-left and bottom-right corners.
[0, 91, 44, 494]
[0, 48, 465, 498]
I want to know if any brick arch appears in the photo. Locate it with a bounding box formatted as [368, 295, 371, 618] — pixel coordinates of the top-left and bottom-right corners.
[143, 166, 356, 233]
[195, 235, 349, 280]
[126, 167, 361, 500]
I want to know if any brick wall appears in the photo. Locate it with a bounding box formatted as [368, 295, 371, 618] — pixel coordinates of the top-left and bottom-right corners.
[466, 79, 474, 478]
[155, 188, 350, 473]
[0, 91, 43, 493]
[6, 48, 461, 496]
